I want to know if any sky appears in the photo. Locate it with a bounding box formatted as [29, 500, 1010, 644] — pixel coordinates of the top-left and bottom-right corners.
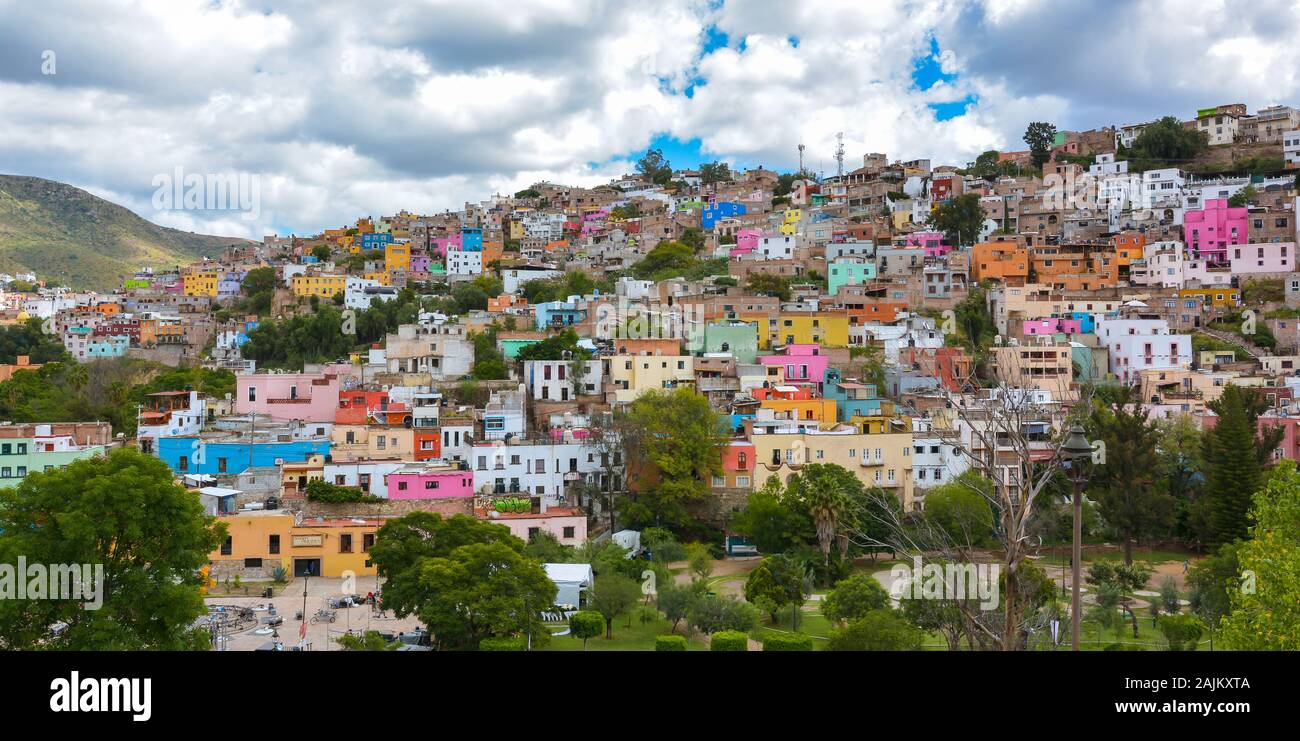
[3, 0, 1300, 239]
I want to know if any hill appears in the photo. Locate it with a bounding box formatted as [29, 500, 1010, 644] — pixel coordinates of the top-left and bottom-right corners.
[0, 174, 252, 290]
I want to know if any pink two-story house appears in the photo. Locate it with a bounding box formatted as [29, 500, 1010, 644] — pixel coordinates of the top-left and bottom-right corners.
[1184, 199, 1247, 265]
[759, 344, 830, 387]
[236, 372, 341, 423]
[386, 464, 476, 500]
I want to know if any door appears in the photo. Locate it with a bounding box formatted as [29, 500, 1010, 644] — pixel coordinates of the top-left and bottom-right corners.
[293, 558, 321, 578]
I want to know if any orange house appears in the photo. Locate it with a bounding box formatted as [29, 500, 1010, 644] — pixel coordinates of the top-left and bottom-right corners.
[414, 429, 442, 461]
[971, 242, 1030, 283]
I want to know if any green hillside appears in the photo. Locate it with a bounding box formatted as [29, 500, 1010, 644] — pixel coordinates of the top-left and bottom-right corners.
[0, 174, 252, 290]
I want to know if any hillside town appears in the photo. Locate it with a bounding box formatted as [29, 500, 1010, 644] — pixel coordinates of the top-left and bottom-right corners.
[3, 105, 1300, 655]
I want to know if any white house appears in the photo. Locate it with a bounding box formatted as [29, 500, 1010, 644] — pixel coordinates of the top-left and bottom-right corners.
[1097, 318, 1191, 383]
[524, 359, 603, 401]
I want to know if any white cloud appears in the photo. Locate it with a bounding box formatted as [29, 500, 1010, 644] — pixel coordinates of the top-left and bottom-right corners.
[2, 0, 1299, 237]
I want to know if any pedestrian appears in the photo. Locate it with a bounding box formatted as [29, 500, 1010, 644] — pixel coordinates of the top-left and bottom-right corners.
[1183, 559, 1189, 574]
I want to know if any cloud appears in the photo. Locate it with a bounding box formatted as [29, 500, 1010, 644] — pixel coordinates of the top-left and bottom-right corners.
[1, 0, 1298, 237]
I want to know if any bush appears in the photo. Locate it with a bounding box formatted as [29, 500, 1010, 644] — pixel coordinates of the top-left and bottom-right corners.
[1157, 614, 1205, 651]
[569, 611, 605, 648]
[710, 630, 749, 651]
[655, 635, 688, 652]
[305, 479, 384, 504]
[762, 633, 814, 651]
[827, 609, 923, 651]
[689, 594, 759, 635]
[822, 572, 891, 625]
[478, 636, 525, 651]
[1103, 643, 1145, 651]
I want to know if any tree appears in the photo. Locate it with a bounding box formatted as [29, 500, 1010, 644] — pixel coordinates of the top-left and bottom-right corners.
[923, 471, 996, 550]
[698, 161, 732, 185]
[0, 448, 225, 650]
[337, 631, 399, 651]
[744, 273, 791, 302]
[1187, 543, 1238, 632]
[685, 542, 714, 581]
[618, 387, 726, 530]
[827, 609, 923, 651]
[1023, 121, 1057, 168]
[367, 513, 552, 648]
[1157, 614, 1205, 651]
[788, 465, 853, 571]
[1220, 460, 1300, 650]
[1086, 385, 1174, 564]
[1227, 184, 1257, 208]
[239, 266, 278, 315]
[970, 149, 1001, 177]
[636, 148, 672, 184]
[929, 192, 985, 247]
[728, 479, 814, 553]
[0, 317, 69, 364]
[1127, 116, 1208, 167]
[629, 241, 697, 280]
[744, 555, 807, 624]
[1204, 386, 1276, 547]
[568, 610, 605, 650]
[590, 573, 641, 639]
[688, 593, 759, 635]
[311, 244, 332, 262]
[822, 572, 890, 625]
[656, 579, 704, 632]
[1156, 415, 1209, 546]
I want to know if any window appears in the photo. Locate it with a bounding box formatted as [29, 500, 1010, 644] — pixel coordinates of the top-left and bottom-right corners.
[562, 526, 575, 539]
[363, 533, 375, 552]
[244, 558, 263, 568]
[712, 475, 726, 487]
[339, 534, 353, 553]
[220, 536, 232, 556]
[248, 386, 256, 402]
[269, 534, 280, 554]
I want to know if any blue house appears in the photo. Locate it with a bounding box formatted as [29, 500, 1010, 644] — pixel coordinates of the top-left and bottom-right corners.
[701, 202, 746, 230]
[534, 300, 586, 331]
[360, 233, 393, 250]
[461, 227, 484, 251]
[823, 368, 886, 422]
[157, 437, 331, 476]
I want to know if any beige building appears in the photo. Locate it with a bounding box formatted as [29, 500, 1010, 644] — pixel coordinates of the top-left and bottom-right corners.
[330, 425, 415, 462]
[748, 426, 916, 510]
[991, 341, 1074, 395]
[601, 354, 695, 405]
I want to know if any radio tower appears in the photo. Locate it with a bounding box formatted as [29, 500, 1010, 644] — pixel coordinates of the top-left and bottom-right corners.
[797, 143, 806, 174]
[834, 132, 845, 179]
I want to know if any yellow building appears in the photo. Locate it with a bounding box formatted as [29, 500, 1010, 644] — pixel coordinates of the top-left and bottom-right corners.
[291, 273, 347, 298]
[385, 242, 411, 274]
[1179, 287, 1240, 308]
[748, 426, 916, 509]
[363, 270, 391, 286]
[741, 312, 850, 349]
[758, 397, 838, 423]
[182, 267, 220, 297]
[602, 354, 696, 404]
[208, 510, 380, 579]
[330, 425, 415, 462]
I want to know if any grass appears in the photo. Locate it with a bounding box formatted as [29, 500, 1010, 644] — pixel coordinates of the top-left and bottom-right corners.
[1038, 547, 1194, 567]
[538, 611, 708, 652]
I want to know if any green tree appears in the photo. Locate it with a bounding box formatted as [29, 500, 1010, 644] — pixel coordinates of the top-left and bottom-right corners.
[568, 610, 605, 649]
[619, 387, 726, 530]
[929, 192, 985, 247]
[636, 148, 672, 184]
[0, 448, 225, 650]
[0, 317, 69, 364]
[923, 470, 995, 549]
[629, 241, 697, 280]
[1227, 184, 1257, 208]
[688, 594, 759, 634]
[656, 579, 704, 633]
[728, 478, 814, 553]
[744, 273, 792, 302]
[1157, 614, 1205, 651]
[311, 244, 332, 262]
[239, 266, 278, 315]
[1023, 121, 1057, 168]
[337, 630, 399, 651]
[1087, 384, 1174, 564]
[589, 573, 642, 639]
[744, 555, 807, 624]
[1205, 386, 1277, 547]
[1220, 460, 1300, 649]
[1127, 116, 1208, 167]
[698, 161, 733, 184]
[822, 572, 891, 625]
[827, 609, 923, 651]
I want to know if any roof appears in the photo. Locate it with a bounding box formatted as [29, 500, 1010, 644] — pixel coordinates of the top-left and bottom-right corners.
[543, 563, 593, 585]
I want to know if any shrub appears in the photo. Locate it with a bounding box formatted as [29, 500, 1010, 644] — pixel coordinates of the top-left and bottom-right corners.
[710, 630, 749, 651]
[478, 636, 525, 651]
[305, 479, 384, 504]
[689, 594, 759, 635]
[1157, 614, 1205, 651]
[827, 609, 923, 651]
[569, 611, 605, 649]
[1103, 643, 1145, 651]
[655, 635, 688, 652]
[822, 572, 891, 624]
[762, 633, 814, 651]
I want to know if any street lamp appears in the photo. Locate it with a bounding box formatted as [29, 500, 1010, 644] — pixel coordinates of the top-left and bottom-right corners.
[1060, 425, 1093, 652]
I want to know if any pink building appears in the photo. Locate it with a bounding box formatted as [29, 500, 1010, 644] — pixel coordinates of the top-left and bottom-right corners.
[759, 344, 830, 386]
[410, 254, 432, 273]
[905, 231, 953, 257]
[1023, 318, 1084, 335]
[1184, 199, 1247, 265]
[430, 234, 463, 258]
[1229, 241, 1295, 275]
[386, 464, 476, 499]
[236, 372, 341, 423]
[476, 506, 587, 546]
[729, 228, 762, 258]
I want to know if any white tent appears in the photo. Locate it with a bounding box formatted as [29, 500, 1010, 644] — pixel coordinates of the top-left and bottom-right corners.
[543, 563, 594, 608]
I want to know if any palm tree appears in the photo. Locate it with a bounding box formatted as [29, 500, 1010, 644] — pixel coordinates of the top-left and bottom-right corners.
[804, 478, 848, 569]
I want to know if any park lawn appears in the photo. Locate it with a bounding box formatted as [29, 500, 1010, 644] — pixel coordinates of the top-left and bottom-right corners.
[1039, 547, 1194, 567]
[539, 613, 707, 651]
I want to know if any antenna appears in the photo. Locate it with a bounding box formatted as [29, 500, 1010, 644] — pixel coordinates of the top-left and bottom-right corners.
[798, 143, 806, 174]
[835, 132, 845, 179]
